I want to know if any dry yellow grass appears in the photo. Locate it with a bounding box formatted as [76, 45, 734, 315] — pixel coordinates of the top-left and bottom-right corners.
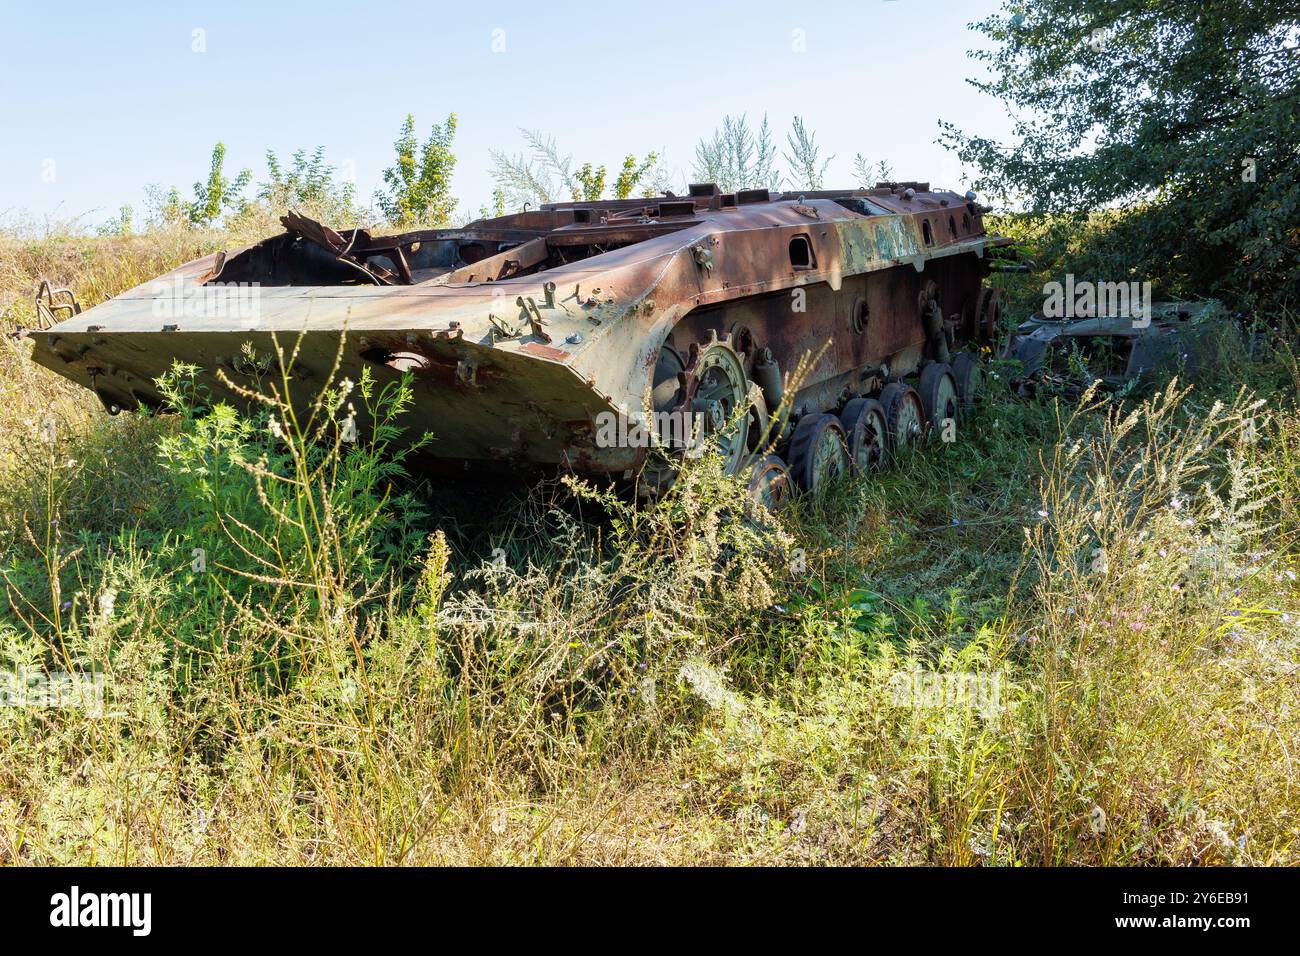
[0, 225, 1296, 865]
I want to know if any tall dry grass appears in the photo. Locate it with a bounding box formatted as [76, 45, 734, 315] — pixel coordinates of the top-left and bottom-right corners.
[0, 225, 1296, 864]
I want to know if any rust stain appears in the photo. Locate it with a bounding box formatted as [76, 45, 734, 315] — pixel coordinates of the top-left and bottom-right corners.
[520, 342, 571, 361]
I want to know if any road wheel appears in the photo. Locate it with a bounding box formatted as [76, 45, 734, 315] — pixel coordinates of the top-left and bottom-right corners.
[746, 453, 793, 510]
[743, 382, 774, 455]
[878, 383, 924, 452]
[788, 413, 850, 492]
[840, 397, 888, 473]
[651, 343, 686, 415]
[641, 344, 689, 494]
[976, 286, 1003, 345]
[952, 352, 984, 410]
[918, 363, 958, 433]
[686, 335, 749, 474]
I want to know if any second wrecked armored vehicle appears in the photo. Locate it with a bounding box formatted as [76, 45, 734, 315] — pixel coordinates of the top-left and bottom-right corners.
[1003, 301, 1224, 399]
[30, 183, 1012, 503]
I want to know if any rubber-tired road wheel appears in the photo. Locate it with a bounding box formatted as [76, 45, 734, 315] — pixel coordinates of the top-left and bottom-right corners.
[952, 352, 984, 410]
[878, 383, 925, 452]
[788, 413, 850, 492]
[918, 363, 958, 432]
[746, 453, 793, 510]
[840, 397, 888, 474]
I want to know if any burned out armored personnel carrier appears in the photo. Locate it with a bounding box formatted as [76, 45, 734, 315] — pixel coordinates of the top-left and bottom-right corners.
[29, 183, 1011, 504]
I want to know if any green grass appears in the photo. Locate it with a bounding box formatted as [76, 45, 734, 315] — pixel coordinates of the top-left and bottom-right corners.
[0, 227, 1296, 865]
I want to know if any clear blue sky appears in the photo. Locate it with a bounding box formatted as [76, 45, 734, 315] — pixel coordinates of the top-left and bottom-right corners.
[0, 0, 1011, 228]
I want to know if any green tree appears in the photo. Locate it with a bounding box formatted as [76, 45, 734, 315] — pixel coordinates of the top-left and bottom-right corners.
[376, 113, 459, 226]
[144, 184, 187, 229]
[97, 204, 134, 237]
[260, 146, 358, 221]
[474, 188, 508, 222]
[941, 1, 1300, 306]
[613, 153, 659, 199]
[490, 131, 660, 208]
[185, 142, 252, 227]
[573, 162, 607, 201]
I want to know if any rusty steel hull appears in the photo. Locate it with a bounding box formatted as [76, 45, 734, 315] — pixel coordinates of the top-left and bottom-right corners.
[30, 184, 1009, 477]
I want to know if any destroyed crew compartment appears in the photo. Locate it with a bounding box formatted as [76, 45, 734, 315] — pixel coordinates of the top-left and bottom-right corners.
[205, 205, 704, 290]
[208, 211, 557, 288]
[201, 183, 968, 292]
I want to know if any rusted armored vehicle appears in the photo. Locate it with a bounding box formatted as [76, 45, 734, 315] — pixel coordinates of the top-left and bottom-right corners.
[29, 183, 1011, 503]
[1003, 301, 1223, 398]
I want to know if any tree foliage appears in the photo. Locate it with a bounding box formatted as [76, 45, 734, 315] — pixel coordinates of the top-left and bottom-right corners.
[475, 187, 508, 222]
[784, 115, 833, 190]
[261, 146, 360, 223]
[692, 113, 778, 192]
[942, 0, 1300, 306]
[613, 153, 659, 199]
[96, 204, 134, 238]
[692, 114, 844, 192]
[573, 162, 606, 202]
[376, 113, 458, 226]
[852, 153, 893, 188]
[490, 130, 660, 208]
[184, 142, 252, 227]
